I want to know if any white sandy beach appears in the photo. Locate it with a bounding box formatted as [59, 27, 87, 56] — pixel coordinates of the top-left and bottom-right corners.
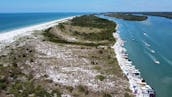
[113, 25, 155, 97]
[0, 16, 75, 44]
[0, 15, 155, 97]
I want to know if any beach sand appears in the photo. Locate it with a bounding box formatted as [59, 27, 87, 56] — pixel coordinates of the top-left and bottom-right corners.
[0, 15, 155, 97]
[0, 16, 132, 97]
[113, 25, 155, 97]
[0, 16, 75, 44]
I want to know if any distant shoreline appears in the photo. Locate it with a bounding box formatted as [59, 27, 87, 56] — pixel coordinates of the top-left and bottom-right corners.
[104, 12, 172, 20]
[0, 16, 75, 44]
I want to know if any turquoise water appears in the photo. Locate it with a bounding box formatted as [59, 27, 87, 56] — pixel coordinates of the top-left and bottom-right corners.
[1, 13, 172, 97]
[0, 13, 86, 32]
[100, 15, 172, 97]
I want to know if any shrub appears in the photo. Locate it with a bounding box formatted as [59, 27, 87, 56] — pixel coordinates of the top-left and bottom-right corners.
[93, 66, 101, 71]
[124, 93, 132, 97]
[66, 86, 74, 93]
[103, 92, 112, 97]
[52, 89, 62, 97]
[96, 75, 106, 81]
[77, 85, 89, 95]
[0, 82, 7, 90]
[58, 23, 65, 30]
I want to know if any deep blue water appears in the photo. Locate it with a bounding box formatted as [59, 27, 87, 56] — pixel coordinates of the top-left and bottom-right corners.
[0, 13, 86, 32]
[1, 13, 172, 97]
[100, 15, 172, 97]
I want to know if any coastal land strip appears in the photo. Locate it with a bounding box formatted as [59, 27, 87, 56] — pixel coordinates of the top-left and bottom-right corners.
[104, 13, 148, 21]
[104, 12, 172, 21]
[0, 15, 133, 97]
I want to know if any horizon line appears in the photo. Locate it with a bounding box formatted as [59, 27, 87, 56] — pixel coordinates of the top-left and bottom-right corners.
[0, 11, 172, 14]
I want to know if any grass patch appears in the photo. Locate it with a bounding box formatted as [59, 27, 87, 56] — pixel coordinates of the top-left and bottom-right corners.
[93, 66, 101, 71]
[77, 85, 89, 95]
[0, 79, 7, 90]
[0, 46, 62, 97]
[71, 15, 116, 29]
[124, 92, 133, 97]
[70, 15, 116, 42]
[103, 92, 112, 97]
[66, 86, 74, 93]
[96, 75, 106, 81]
[43, 31, 107, 47]
[71, 30, 115, 42]
[9, 81, 62, 97]
[58, 23, 65, 30]
[43, 15, 116, 46]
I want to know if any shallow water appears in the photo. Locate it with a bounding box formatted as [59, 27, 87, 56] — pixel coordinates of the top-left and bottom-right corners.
[0, 13, 85, 32]
[100, 15, 172, 97]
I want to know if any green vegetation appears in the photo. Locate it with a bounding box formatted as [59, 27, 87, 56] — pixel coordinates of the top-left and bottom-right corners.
[71, 15, 116, 29]
[66, 86, 74, 93]
[96, 75, 106, 81]
[43, 31, 106, 46]
[9, 81, 62, 97]
[0, 64, 62, 97]
[124, 93, 133, 97]
[0, 66, 62, 97]
[0, 15, 131, 97]
[93, 66, 101, 71]
[77, 85, 89, 95]
[71, 30, 115, 42]
[58, 23, 65, 30]
[43, 15, 117, 47]
[103, 92, 112, 97]
[0, 45, 35, 67]
[106, 12, 172, 19]
[71, 15, 116, 41]
[141, 12, 172, 19]
[103, 48, 123, 77]
[0, 79, 7, 90]
[0, 46, 62, 97]
[106, 13, 148, 21]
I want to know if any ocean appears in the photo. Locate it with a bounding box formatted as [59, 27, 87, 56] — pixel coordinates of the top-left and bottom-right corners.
[0, 13, 172, 97]
[100, 15, 172, 97]
[0, 13, 85, 33]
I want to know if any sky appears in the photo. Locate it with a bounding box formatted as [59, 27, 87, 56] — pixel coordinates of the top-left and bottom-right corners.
[0, 0, 172, 13]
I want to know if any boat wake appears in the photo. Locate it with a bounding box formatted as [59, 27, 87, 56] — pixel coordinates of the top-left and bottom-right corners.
[141, 20, 152, 26]
[142, 40, 157, 54]
[161, 55, 172, 66]
[145, 51, 160, 64]
[143, 41, 151, 47]
[145, 46, 156, 54]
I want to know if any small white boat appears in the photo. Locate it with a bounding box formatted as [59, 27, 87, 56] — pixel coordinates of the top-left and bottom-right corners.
[155, 60, 160, 64]
[144, 32, 147, 36]
[151, 50, 155, 53]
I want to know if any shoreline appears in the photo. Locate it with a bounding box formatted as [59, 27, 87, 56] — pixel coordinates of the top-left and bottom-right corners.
[113, 25, 155, 97]
[0, 15, 131, 97]
[0, 16, 75, 44]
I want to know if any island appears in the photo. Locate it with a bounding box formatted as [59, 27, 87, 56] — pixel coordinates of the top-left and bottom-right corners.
[106, 12, 172, 20]
[139, 12, 172, 19]
[0, 15, 133, 97]
[105, 12, 148, 21]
